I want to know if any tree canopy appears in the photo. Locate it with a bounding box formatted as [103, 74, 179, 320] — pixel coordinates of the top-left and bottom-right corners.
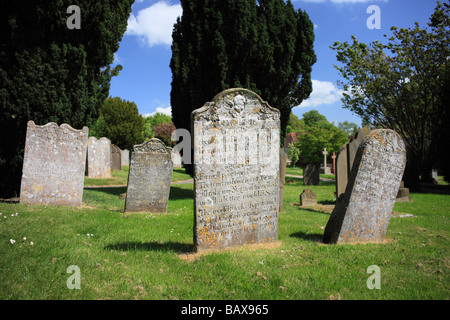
[0, 0, 133, 197]
[295, 111, 349, 166]
[337, 121, 360, 136]
[331, 1, 449, 182]
[170, 0, 316, 174]
[91, 97, 144, 151]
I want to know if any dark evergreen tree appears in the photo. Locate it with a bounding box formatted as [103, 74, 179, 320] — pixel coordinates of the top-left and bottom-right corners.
[170, 0, 316, 175]
[92, 97, 144, 151]
[0, 1, 133, 197]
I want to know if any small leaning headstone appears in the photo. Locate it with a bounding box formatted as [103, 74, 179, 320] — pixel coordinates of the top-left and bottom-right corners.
[323, 129, 407, 244]
[396, 181, 412, 203]
[303, 164, 320, 186]
[124, 138, 173, 213]
[110, 144, 122, 171]
[300, 188, 317, 207]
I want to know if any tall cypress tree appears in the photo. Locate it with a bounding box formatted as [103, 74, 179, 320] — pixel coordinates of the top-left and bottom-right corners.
[0, 1, 134, 197]
[170, 0, 316, 174]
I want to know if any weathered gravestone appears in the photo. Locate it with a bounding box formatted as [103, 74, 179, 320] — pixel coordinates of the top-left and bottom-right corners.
[124, 138, 173, 213]
[335, 126, 371, 199]
[396, 181, 412, 203]
[300, 188, 317, 207]
[279, 148, 287, 212]
[303, 164, 320, 186]
[20, 121, 88, 207]
[323, 129, 407, 244]
[171, 149, 182, 168]
[192, 88, 280, 252]
[110, 144, 122, 171]
[331, 152, 337, 174]
[121, 149, 130, 167]
[86, 137, 112, 178]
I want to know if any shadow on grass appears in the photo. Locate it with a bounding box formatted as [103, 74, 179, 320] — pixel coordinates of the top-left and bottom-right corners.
[289, 231, 324, 243]
[84, 186, 127, 196]
[169, 186, 193, 200]
[417, 183, 450, 195]
[292, 204, 332, 215]
[105, 241, 194, 254]
[285, 178, 335, 188]
[84, 185, 193, 200]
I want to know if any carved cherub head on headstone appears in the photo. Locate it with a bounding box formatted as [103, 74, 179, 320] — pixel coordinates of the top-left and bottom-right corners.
[224, 94, 247, 117]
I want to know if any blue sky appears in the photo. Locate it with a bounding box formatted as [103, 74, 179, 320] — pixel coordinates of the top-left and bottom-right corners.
[109, 0, 438, 127]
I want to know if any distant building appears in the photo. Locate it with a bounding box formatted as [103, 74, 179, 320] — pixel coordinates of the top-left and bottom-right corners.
[283, 132, 306, 166]
[283, 132, 302, 150]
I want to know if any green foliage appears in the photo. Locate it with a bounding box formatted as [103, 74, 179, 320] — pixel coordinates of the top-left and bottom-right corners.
[295, 111, 348, 165]
[0, 0, 134, 197]
[96, 97, 144, 151]
[287, 142, 301, 167]
[331, 1, 449, 182]
[337, 121, 360, 136]
[170, 0, 316, 173]
[142, 112, 175, 141]
[302, 110, 328, 127]
[153, 122, 176, 146]
[288, 113, 306, 132]
[89, 115, 107, 139]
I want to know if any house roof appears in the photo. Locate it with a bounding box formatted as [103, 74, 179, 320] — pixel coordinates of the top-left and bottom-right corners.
[283, 132, 303, 149]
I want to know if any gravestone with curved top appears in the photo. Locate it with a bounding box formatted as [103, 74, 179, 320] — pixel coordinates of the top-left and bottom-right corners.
[192, 88, 280, 252]
[124, 138, 173, 213]
[20, 120, 88, 207]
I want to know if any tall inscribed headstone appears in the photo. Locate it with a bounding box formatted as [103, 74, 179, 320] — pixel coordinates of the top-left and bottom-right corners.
[20, 121, 88, 207]
[87, 137, 111, 178]
[323, 129, 407, 244]
[192, 88, 280, 252]
[124, 138, 173, 213]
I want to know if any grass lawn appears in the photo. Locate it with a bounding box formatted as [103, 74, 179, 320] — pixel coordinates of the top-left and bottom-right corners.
[0, 167, 448, 300]
[84, 166, 192, 187]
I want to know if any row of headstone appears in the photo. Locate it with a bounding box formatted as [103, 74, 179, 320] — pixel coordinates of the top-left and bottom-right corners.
[19, 121, 171, 207]
[19, 89, 408, 251]
[86, 137, 130, 178]
[335, 127, 372, 199]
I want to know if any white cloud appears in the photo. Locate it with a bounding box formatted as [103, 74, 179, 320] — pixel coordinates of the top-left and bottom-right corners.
[331, 0, 387, 3]
[297, 80, 344, 108]
[126, 1, 182, 47]
[153, 106, 172, 116]
[296, 0, 386, 3]
[142, 105, 172, 118]
[296, 0, 327, 3]
[113, 53, 121, 64]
